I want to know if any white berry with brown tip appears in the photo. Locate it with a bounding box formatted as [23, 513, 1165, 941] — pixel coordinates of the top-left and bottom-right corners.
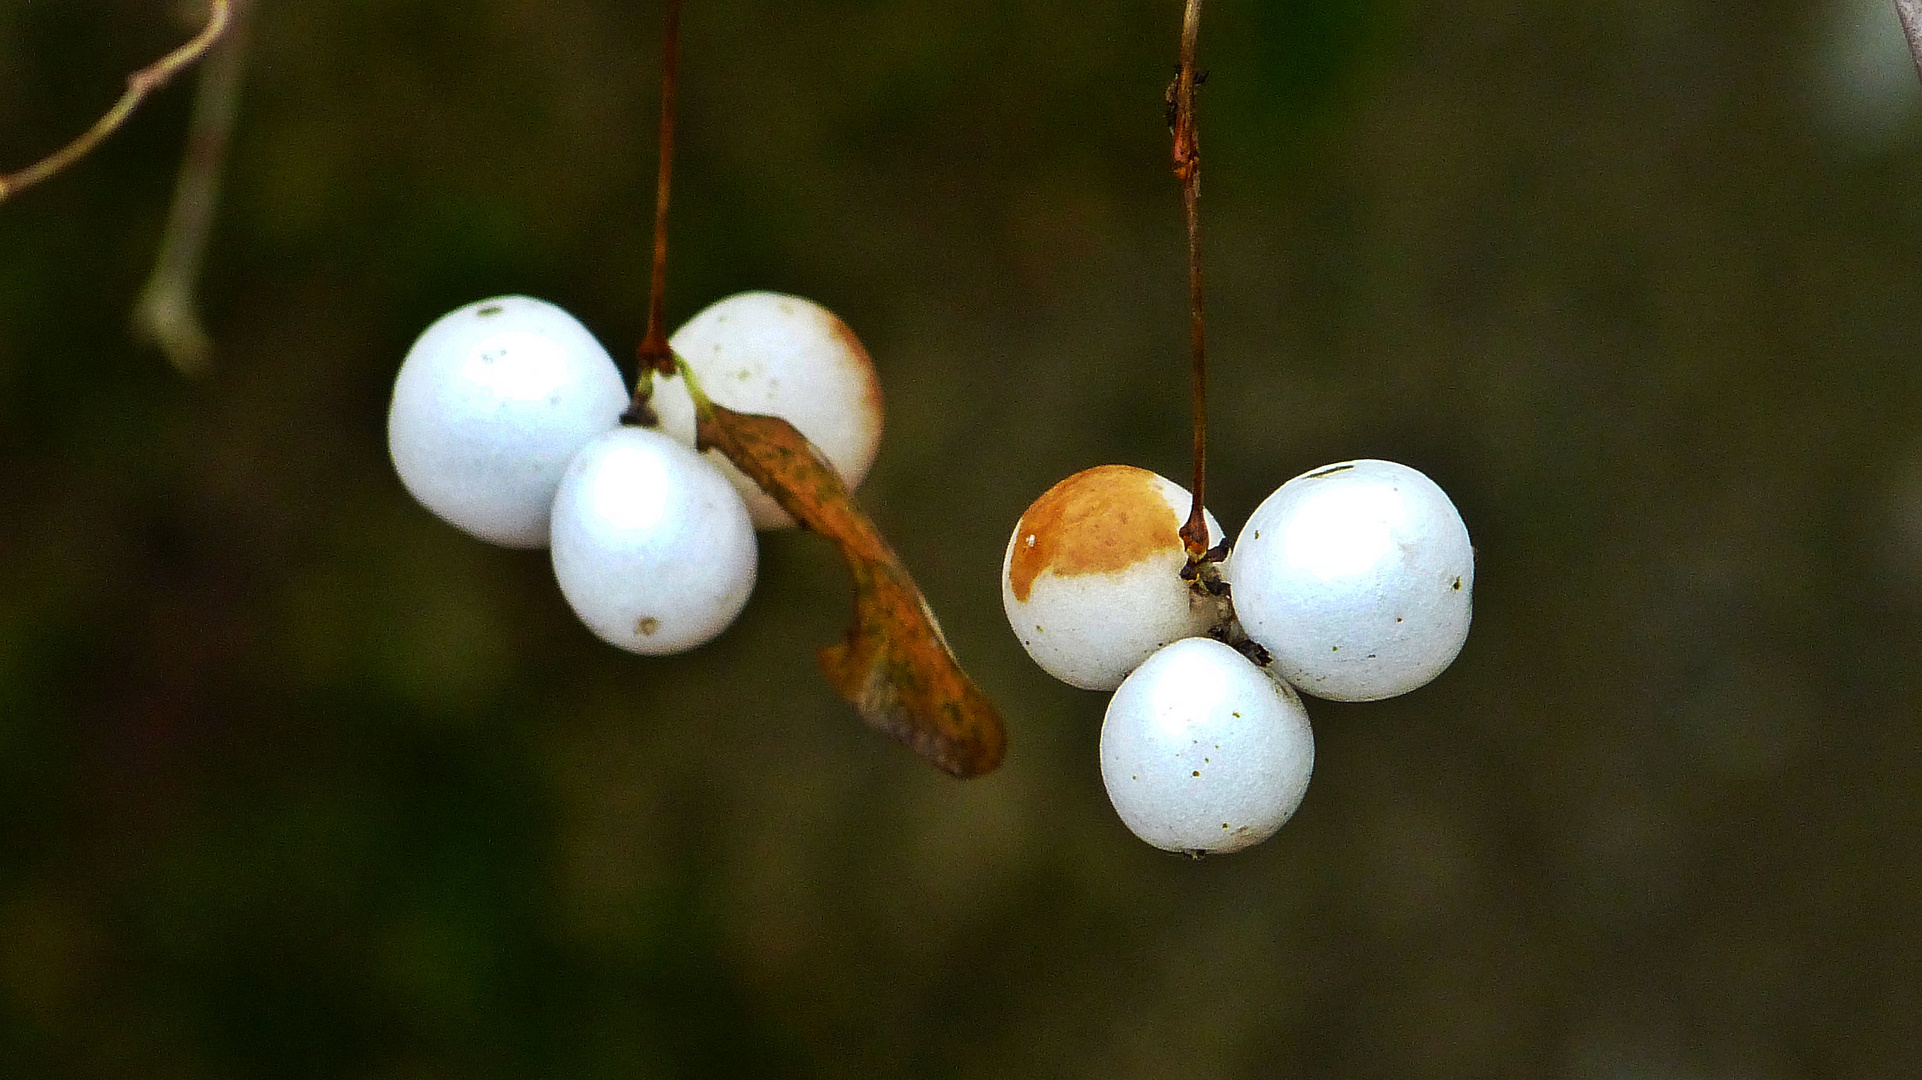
[649, 291, 883, 529]
[387, 295, 629, 548]
[1100, 636, 1315, 855]
[549, 426, 758, 655]
[1227, 459, 1473, 702]
[1002, 465, 1226, 691]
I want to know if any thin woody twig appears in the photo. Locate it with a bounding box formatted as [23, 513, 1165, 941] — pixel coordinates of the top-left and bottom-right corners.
[1897, 1, 1922, 84]
[1172, 0, 1211, 562]
[0, 1, 235, 204]
[633, 0, 684, 388]
[133, 0, 254, 375]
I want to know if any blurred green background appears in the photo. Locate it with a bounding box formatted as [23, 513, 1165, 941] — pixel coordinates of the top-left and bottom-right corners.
[5, 0, 1922, 1076]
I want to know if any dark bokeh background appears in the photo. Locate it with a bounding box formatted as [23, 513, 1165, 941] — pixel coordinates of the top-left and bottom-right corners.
[5, 0, 1922, 1076]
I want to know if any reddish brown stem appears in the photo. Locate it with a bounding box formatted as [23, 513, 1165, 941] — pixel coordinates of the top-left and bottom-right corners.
[1172, 0, 1210, 560]
[634, 0, 683, 386]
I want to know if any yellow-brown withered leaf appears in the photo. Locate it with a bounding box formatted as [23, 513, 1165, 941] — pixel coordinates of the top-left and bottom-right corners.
[694, 402, 1006, 779]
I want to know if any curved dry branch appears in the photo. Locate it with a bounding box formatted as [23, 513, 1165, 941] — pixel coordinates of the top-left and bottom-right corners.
[0, 1, 234, 204]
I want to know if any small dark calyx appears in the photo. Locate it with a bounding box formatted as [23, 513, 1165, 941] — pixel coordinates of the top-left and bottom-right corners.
[1182, 537, 1232, 597]
[621, 377, 660, 427]
[1206, 618, 1272, 667]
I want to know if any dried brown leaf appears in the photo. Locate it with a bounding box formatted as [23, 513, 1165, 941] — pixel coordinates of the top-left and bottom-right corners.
[694, 403, 1006, 778]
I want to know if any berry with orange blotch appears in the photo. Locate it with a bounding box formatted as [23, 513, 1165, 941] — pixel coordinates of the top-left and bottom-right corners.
[1001, 465, 1226, 690]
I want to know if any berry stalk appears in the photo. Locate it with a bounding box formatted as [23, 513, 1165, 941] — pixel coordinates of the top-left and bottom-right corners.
[1172, 0, 1211, 563]
[634, 0, 684, 385]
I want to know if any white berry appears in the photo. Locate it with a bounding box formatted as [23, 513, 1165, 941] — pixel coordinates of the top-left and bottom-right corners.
[1001, 465, 1226, 691]
[1227, 459, 1473, 701]
[1100, 637, 1315, 855]
[549, 426, 758, 655]
[387, 296, 629, 548]
[650, 291, 883, 529]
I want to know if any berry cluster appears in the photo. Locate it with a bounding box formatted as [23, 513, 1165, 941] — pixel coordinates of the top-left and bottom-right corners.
[1003, 459, 1473, 855]
[388, 291, 882, 654]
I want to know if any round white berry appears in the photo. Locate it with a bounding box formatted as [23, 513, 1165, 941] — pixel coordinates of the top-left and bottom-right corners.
[1001, 466, 1227, 691]
[650, 291, 883, 530]
[1100, 637, 1315, 855]
[387, 295, 629, 548]
[549, 426, 758, 655]
[1227, 459, 1473, 702]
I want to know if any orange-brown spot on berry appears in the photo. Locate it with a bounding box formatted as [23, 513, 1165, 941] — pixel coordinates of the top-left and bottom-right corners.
[1008, 465, 1181, 603]
[825, 309, 884, 429]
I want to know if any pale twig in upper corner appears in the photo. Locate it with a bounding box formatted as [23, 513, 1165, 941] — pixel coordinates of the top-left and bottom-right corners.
[132, 0, 255, 375]
[0, 1, 234, 204]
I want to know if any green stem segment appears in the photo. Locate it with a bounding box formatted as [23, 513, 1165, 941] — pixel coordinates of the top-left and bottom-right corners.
[672, 352, 715, 418]
[624, 347, 713, 430]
